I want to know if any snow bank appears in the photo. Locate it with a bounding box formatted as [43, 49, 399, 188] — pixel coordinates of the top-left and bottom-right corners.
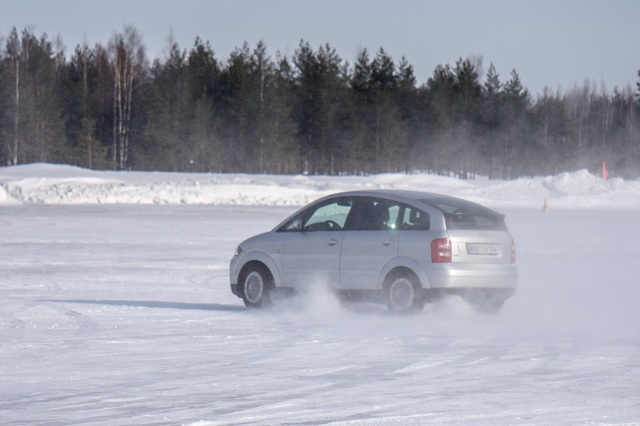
[1, 163, 639, 209]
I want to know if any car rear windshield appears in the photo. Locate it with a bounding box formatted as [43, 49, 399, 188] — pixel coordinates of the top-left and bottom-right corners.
[419, 197, 507, 231]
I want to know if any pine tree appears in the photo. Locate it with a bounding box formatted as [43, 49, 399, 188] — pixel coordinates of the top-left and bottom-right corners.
[1, 28, 68, 165]
[186, 37, 220, 172]
[636, 70, 640, 105]
[396, 56, 418, 172]
[67, 43, 109, 168]
[348, 49, 373, 172]
[371, 48, 400, 171]
[480, 63, 501, 178]
[502, 69, 531, 177]
[315, 43, 347, 174]
[219, 42, 259, 172]
[292, 40, 320, 173]
[252, 41, 270, 172]
[453, 58, 482, 178]
[268, 54, 298, 173]
[484, 63, 501, 96]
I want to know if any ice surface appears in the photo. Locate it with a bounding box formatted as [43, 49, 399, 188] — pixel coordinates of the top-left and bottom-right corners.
[0, 164, 639, 424]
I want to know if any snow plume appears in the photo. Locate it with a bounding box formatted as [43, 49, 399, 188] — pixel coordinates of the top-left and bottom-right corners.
[271, 281, 345, 321]
[427, 295, 477, 318]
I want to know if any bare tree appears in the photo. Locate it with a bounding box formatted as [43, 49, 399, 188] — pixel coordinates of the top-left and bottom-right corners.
[5, 28, 21, 165]
[109, 25, 146, 169]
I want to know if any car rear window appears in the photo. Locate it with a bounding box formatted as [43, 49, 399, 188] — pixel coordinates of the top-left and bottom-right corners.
[419, 197, 506, 231]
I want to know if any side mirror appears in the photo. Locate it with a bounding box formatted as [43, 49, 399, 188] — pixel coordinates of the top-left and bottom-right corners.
[290, 218, 303, 231]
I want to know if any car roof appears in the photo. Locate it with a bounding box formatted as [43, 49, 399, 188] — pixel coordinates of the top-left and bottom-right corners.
[272, 189, 501, 232]
[320, 189, 456, 203]
[318, 189, 499, 214]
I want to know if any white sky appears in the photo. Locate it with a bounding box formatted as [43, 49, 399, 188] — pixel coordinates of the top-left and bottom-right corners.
[1, 0, 639, 96]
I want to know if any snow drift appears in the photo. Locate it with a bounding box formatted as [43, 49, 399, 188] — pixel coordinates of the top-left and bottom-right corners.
[1, 163, 639, 209]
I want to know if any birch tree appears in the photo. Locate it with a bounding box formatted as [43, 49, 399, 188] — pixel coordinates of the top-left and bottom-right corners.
[109, 25, 146, 169]
[5, 28, 21, 165]
[2, 28, 65, 164]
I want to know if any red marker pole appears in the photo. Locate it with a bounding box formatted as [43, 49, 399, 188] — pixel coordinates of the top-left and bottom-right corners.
[602, 161, 607, 180]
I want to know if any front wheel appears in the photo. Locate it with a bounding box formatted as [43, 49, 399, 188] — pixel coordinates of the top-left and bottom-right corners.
[241, 264, 273, 308]
[386, 273, 424, 314]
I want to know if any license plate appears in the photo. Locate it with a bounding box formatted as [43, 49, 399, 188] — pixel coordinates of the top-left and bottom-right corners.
[466, 243, 500, 255]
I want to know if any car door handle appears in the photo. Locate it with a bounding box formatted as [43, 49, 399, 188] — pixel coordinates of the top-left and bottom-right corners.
[382, 238, 394, 246]
[328, 238, 339, 246]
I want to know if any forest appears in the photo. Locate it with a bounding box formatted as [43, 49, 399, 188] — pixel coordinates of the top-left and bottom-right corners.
[1, 25, 639, 179]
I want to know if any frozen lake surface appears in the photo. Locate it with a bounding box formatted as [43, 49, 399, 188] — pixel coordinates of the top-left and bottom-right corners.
[1, 203, 639, 425]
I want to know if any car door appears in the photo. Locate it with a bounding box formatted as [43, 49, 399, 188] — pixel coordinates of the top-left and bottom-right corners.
[280, 196, 353, 288]
[339, 197, 400, 290]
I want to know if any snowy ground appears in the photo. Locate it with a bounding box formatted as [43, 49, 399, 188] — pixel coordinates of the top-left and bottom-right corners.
[1, 164, 639, 425]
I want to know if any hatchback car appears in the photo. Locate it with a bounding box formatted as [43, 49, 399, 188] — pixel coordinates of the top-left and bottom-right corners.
[229, 190, 517, 314]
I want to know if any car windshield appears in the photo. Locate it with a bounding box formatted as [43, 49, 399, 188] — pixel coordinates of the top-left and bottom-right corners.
[419, 197, 506, 231]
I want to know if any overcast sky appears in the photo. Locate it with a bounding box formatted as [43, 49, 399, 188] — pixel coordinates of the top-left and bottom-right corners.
[1, 0, 638, 96]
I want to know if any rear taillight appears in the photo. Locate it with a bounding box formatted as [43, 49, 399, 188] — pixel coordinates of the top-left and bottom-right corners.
[431, 238, 452, 263]
[511, 240, 516, 264]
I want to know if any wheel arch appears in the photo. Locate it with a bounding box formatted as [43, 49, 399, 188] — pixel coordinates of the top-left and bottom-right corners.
[236, 251, 281, 289]
[377, 256, 430, 291]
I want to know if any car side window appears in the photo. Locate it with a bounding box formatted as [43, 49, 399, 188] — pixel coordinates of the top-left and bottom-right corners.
[349, 198, 400, 231]
[420, 197, 506, 230]
[387, 205, 400, 229]
[282, 197, 353, 232]
[401, 206, 430, 230]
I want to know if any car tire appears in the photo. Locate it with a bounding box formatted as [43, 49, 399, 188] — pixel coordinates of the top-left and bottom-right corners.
[386, 272, 424, 314]
[241, 264, 273, 308]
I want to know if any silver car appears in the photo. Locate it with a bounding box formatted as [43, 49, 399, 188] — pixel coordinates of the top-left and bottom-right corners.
[229, 190, 517, 314]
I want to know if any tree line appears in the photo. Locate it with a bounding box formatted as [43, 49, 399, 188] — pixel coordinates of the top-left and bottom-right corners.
[1, 25, 639, 178]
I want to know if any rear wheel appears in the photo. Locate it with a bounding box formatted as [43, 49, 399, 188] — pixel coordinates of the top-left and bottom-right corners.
[241, 264, 273, 308]
[386, 272, 424, 314]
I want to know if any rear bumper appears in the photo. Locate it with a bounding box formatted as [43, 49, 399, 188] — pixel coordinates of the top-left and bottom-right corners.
[422, 287, 515, 300]
[429, 263, 518, 289]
